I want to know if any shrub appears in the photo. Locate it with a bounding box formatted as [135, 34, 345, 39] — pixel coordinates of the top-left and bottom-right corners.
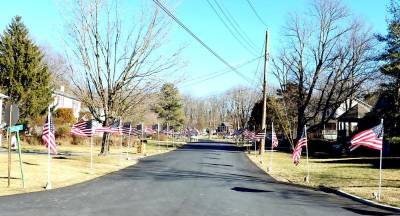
[54, 108, 75, 125]
[72, 136, 85, 145]
[78, 111, 92, 120]
[56, 124, 70, 138]
[389, 137, 400, 145]
[23, 135, 42, 145]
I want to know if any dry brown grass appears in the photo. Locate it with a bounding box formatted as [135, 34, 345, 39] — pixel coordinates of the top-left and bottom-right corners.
[247, 151, 400, 207]
[0, 139, 184, 196]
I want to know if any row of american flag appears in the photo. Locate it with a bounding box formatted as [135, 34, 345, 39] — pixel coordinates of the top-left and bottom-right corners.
[232, 121, 384, 165]
[292, 122, 384, 165]
[42, 116, 199, 155]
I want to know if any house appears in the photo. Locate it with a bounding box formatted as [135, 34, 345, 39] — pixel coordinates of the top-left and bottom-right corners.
[52, 86, 81, 119]
[217, 122, 231, 134]
[0, 93, 9, 146]
[314, 99, 372, 140]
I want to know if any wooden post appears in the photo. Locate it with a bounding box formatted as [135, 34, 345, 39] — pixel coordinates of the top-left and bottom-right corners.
[7, 104, 12, 187]
[259, 31, 270, 155]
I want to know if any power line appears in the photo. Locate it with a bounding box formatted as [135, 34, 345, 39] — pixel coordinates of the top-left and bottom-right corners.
[179, 56, 262, 88]
[245, 0, 268, 28]
[152, 0, 254, 85]
[211, 0, 258, 52]
[205, 0, 257, 56]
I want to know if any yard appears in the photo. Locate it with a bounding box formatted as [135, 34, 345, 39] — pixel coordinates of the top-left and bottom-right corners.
[247, 151, 400, 207]
[0, 139, 184, 196]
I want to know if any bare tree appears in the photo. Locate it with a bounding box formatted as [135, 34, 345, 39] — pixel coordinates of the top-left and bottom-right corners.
[225, 87, 259, 129]
[272, 0, 377, 138]
[41, 45, 71, 89]
[65, 0, 182, 155]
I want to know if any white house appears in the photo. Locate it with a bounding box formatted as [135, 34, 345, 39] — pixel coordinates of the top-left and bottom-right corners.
[52, 86, 81, 119]
[0, 93, 9, 146]
[316, 99, 372, 140]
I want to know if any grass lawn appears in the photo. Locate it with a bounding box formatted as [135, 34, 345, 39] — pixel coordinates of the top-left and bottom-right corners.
[0, 139, 184, 196]
[247, 151, 400, 207]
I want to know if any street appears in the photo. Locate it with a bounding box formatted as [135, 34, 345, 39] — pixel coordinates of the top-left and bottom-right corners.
[0, 142, 397, 216]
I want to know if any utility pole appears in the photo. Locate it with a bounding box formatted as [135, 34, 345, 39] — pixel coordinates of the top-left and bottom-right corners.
[259, 31, 270, 155]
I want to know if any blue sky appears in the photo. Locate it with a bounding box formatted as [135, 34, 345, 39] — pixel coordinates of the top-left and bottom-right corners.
[0, 0, 391, 97]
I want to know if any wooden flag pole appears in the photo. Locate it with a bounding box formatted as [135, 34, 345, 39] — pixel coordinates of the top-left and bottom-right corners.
[378, 118, 384, 200]
[305, 125, 310, 183]
[7, 104, 12, 187]
[46, 107, 52, 190]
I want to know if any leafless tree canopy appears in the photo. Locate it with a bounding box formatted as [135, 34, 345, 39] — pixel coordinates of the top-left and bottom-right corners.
[183, 87, 259, 131]
[65, 0, 181, 125]
[272, 0, 378, 137]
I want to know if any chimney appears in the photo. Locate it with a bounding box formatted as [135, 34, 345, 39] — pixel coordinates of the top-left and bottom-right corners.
[60, 85, 65, 92]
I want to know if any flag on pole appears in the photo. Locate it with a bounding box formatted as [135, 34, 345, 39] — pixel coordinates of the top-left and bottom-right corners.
[271, 123, 278, 149]
[122, 122, 132, 135]
[110, 119, 123, 135]
[144, 127, 156, 135]
[292, 127, 307, 165]
[130, 128, 141, 136]
[95, 126, 111, 133]
[255, 128, 266, 139]
[42, 113, 57, 154]
[71, 120, 93, 137]
[350, 123, 383, 151]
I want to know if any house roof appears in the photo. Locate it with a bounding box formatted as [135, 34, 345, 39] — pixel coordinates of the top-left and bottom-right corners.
[338, 103, 371, 122]
[52, 90, 80, 101]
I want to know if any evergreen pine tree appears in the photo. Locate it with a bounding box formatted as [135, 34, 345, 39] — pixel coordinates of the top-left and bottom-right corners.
[0, 16, 52, 123]
[155, 83, 184, 130]
[376, 0, 400, 136]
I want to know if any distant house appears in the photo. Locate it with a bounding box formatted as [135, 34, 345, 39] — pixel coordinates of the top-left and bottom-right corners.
[217, 122, 231, 134]
[51, 86, 81, 119]
[314, 99, 372, 141]
[0, 93, 9, 146]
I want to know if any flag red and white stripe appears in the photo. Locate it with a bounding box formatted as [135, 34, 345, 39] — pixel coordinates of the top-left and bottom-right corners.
[71, 120, 93, 137]
[255, 128, 266, 139]
[292, 127, 307, 165]
[271, 123, 278, 149]
[350, 123, 383, 151]
[42, 114, 57, 154]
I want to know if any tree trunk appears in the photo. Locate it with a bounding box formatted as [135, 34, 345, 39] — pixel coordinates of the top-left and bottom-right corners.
[100, 132, 110, 156]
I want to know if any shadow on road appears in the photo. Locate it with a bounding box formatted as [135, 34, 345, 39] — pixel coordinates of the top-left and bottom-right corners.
[231, 187, 273, 193]
[342, 207, 396, 216]
[177, 142, 242, 153]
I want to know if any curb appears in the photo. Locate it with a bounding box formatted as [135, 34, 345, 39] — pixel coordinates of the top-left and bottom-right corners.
[245, 153, 400, 213]
[319, 187, 400, 213]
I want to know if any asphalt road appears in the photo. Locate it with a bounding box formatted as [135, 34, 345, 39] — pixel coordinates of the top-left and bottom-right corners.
[0, 142, 398, 216]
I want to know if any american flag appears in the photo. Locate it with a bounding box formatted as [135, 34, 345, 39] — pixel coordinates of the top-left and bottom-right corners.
[122, 122, 132, 135]
[130, 128, 141, 136]
[144, 127, 155, 135]
[292, 127, 307, 165]
[95, 119, 122, 134]
[243, 130, 256, 141]
[271, 123, 279, 149]
[71, 120, 93, 137]
[255, 128, 266, 139]
[350, 123, 383, 151]
[95, 126, 110, 133]
[110, 119, 122, 135]
[42, 114, 57, 154]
